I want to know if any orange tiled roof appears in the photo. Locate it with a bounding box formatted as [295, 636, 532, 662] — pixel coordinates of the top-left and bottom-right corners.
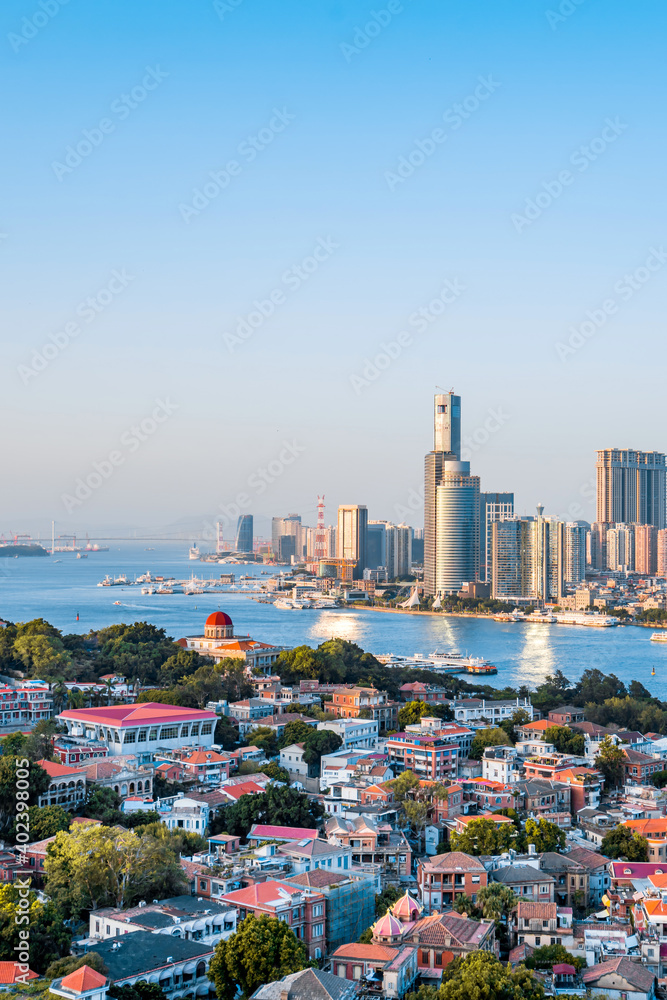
[0, 963, 38, 985]
[331, 943, 398, 961]
[36, 759, 82, 778]
[60, 966, 107, 991]
[625, 817, 667, 836]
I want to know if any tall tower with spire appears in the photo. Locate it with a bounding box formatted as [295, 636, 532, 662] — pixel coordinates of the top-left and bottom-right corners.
[424, 390, 480, 596]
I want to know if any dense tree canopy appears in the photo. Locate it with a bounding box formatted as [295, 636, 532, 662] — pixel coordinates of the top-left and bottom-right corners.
[0, 884, 72, 974]
[595, 736, 627, 788]
[470, 727, 512, 760]
[600, 824, 649, 861]
[450, 817, 520, 855]
[398, 701, 454, 729]
[0, 756, 50, 837]
[210, 784, 324, 838]
[209, 914, 307, 1000]
[44, 823, 188, 916]
[543, 725, 585, 756]
[406, 951, 544, 1000]
[524, 817, 566, 853]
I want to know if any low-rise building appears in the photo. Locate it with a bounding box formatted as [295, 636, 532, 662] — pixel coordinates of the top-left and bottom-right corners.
[482, 746, 520, 784]
[178, 611, 283, 672]
[330, 943, 417, 998]
[78, 756, 153, 800]
[83, 930, 215, 999]
[447, 697, 533, 727]
[89, 895, 236, 946]
[385, 732, 458, 781]
[548, 707, 585, 726]
[491, 865, 555, 902]
[330, 687, 399, 733]
[57, 703, 217, 763]
[326, 815, 411, 881]
[416, 852, 487, 913]
[511, 900, 574, 950]
[252, 968, 356, 1000]
[283, 869, 376, 953]
[317, 718, 378, 751]
[0, 681, 53, 730]
[581, 957, 656, 1000]
[36, 759, 86, 810]
[220, 880, 327, 961]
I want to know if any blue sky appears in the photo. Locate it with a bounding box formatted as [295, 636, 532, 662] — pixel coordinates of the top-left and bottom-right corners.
[2, 0, 666, 538]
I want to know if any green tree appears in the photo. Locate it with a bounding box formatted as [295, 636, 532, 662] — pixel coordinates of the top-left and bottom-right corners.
[600, 824, 649, 861]
[449, 817, 519, 855]
[524, 817, 566, 853]
[475, 882, 519, 924]
[499, 708, 533, 743]
[280, 720, 315, 749]
[211, 785, 324, 839]
[544, 725, 585, 756]
[375, 884, 401, 916]
[0, 756, 51, 836]
[525, 943, 585, 972]
[44, 824, 187, 917]
[385, 770, 421, 803]
[12, 804, 70, 841]
[13, 633, 72, 679]
[301, 730, 343, 774]
[246, 726, 278, 758]
[208, 914, 307, 1000]
[436, 951, 543, 1000]
[650, 770, 667, 789]
[469, 727, 512, 760]
[44, 953, 109, 979]
[398, 701, 433, 729]
[80, 787, 123, 824]
[0, 884, 72, 974]
[595, 735, 626, 789]
[214, 714, 239, 750]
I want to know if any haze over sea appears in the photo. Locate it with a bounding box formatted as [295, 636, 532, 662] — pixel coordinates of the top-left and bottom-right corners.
[1, 542, 664, 699]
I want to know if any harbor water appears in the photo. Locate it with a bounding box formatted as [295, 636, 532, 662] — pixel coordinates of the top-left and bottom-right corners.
[0, 542, 665, 698]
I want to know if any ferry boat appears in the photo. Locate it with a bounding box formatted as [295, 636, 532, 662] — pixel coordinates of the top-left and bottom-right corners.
[375, 651, 497, 675]
[189, 545, 201, 560]
[494, 609, 524, 622]
[553, 611, 618, 627]
[651, 632, 667, 642]
[524, 609, 558, 623]
[274, 598, 306, 610]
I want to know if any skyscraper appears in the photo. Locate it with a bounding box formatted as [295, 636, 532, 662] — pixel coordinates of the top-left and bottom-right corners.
[596, 449, 667, 528]
[424, 392, 480, 595]
[234, 514, 253, 553]
[563, 522, 587, 586]
[367, 521, 388, 571]
[491, 507, 564, 602]
[606, 523, 634, 572]
[336, 505, 368, 579]
[479, 492, 514, 582]
[272, 513, 303, 563]
[634, 523, 658, 575]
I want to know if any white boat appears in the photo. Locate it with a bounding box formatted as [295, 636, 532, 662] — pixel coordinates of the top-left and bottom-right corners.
[189, 546, 200, 560]
[274, 598, 308, 610]
[141, 586, 155, 595]
[375, 651, 496, 675]
[651, 632, 667, 642]
[553, 611, 618, 627]
[524, 609, 557, 623]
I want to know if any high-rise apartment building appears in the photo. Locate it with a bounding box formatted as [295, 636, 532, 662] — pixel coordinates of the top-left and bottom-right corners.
[606, 524, 635, 573]
[563, 522, 587, 586]
[658, 529, 667, 578]
[491, 507, 564, 602]
[336, 505, 368, 579]
[588, 522, 610, 570]
[272, 513, 303, 563]
[634, 524, 658, 576]
[479, 492, 514, 582]
[424, 392, 480, 595]
[235, 514, 253, 553]
[367, 521, 388, 571]
[596, 449, 666, 529]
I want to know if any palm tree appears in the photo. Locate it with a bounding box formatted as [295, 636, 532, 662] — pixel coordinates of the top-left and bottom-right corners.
[51, 680, 67, 714]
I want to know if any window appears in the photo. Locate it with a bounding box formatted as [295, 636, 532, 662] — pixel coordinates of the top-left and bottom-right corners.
[313, 923, 324, 937]
[313, 904, 323, 917]
[421, 951, 429, 964]
[123, 731, 136, 744]
[471, 875, 480, 883]
[201, 723, 213, 735]
[137, 730, 147, 743]
[160, 726, 179, 741]
[535, 937, 541, 946]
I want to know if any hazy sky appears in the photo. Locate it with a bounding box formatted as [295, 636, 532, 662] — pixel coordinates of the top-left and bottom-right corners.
[2, 0, 666, 539]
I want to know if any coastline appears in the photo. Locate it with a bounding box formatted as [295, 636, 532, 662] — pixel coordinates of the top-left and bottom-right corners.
[361, 605, 663, 628]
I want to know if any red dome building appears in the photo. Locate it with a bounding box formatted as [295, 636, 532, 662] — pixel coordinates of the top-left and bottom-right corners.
[178, 612, 283, 674]
[204, 611, 234, 639]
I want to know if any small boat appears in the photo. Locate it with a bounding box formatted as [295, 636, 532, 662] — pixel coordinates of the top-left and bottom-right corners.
[76, 553, 88, 559]
[651, 633, 667, 643]
[113, 600, 121, 605]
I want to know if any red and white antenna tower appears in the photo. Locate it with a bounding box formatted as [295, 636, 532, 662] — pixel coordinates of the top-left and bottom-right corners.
[314, 495, 326, 562]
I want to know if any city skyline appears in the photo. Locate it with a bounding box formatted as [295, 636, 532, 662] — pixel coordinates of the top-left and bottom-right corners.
[3, 1, 667, 532]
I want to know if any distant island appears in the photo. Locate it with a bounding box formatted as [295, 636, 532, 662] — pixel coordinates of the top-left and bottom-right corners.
[0, 544, 49, 557]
